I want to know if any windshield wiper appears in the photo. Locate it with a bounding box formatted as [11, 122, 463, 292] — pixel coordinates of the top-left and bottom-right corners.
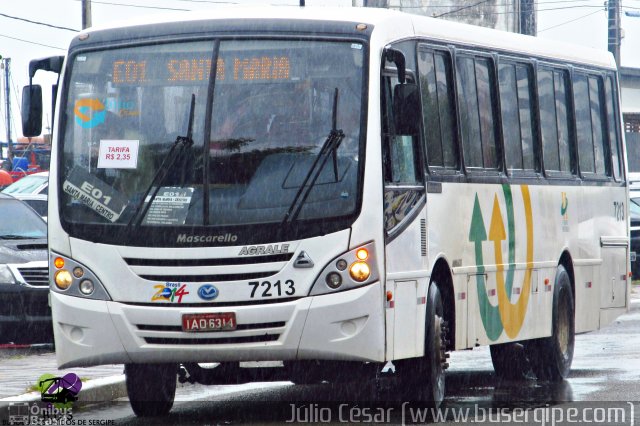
[209, 137, 255, 152]
[126, 94, 196, 233]
[0, 234, 37, 240]
[280, 88, 344, 236]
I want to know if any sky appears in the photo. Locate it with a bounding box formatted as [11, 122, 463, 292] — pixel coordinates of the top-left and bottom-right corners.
[1, 0, 639, 140]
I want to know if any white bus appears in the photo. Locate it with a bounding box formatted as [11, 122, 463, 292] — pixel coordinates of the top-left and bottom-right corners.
[22, 6, 629, 416]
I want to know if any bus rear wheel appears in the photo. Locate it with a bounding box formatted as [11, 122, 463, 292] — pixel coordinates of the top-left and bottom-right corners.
[125, 363, 178, 417]
[527, 265, 575, 381]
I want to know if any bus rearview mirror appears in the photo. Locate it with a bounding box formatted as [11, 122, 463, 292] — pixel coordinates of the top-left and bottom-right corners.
[22, 85, 43, 137]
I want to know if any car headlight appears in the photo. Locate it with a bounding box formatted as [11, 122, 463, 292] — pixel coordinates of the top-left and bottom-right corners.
[309, 242, 379, 296]
[0, 265, 17, 284]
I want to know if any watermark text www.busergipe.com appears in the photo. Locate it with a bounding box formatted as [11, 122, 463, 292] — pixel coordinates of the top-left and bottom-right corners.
[285, 402, 637, 425]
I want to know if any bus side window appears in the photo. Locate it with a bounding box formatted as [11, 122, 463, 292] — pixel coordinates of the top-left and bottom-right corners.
[588, 76, 607, 176]
[574, 72, 608, 177]
[573, 73, 595, 174]
[382, 73, 424, 233]
[605, 74, 623, 180]
[456, 54, 499, 171]
[498, 60, 535, 172]
[382, 76, 422, 184]
[417, 47, 458, 171]
[538, 67, 573, 175]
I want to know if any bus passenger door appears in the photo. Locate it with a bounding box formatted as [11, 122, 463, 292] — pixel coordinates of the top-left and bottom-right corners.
[381, 71, 428, 360]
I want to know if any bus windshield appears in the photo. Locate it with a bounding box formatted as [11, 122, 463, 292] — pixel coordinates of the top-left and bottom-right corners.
[59, 39, 364, 244]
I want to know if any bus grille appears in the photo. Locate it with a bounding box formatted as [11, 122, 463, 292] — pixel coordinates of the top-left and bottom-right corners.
[143, 334, 279, 345]
[123, 253, 293, 267]
[123, 253, 290, 282]
[137, 271, 279, 282]
[17, 267, 49, 287]
[137, 321, 285, 332]
[137, 321, 285, 345]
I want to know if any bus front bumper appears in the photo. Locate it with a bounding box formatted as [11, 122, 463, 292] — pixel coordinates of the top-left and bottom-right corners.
[51, 282, 385, 368]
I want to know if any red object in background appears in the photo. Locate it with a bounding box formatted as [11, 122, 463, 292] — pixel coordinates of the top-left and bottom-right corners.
[0, 170, 12, 186]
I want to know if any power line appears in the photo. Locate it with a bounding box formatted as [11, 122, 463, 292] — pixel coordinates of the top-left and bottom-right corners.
[538, 8, 602, 31]
[433, 0, 491, 18]
[448, 4, 605, 16]
[399, 0, 603, 7]
[0, 12, 78, 32]
[393, 3, 605, 16]
[71, 0, 191, 11]
[168, 0, 241, 3]
[0, 33, 66, 51]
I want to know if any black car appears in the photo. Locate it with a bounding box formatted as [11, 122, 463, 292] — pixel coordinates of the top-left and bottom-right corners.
[630, 191, 640, 279]
[0, 194, 50, 343]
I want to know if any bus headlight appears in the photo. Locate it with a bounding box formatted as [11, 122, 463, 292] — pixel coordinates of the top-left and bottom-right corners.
[325, 272, 343, 289]
[309, 241, 379, 296]
[54, 270, 73, 290]
[349, 261, 370, 282]
[79, 279, 95, 295]
[50, 253, 111, 300]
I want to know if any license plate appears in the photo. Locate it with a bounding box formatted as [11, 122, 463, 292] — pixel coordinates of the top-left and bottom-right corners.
[182, 312, 236, 332]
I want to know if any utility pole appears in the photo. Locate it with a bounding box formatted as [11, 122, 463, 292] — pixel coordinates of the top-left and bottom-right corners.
[2, 58, 11, 147]
[520, 0, 536, 36]
[82, 0, 92, 30]
[608, 0, 621, 66]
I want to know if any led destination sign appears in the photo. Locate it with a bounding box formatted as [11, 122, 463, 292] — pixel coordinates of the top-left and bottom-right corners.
[112, 55, 291, 85]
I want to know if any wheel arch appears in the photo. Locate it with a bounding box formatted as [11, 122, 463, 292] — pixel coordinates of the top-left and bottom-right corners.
[558, 250, 575, 309]
[430, 257, 455, 351]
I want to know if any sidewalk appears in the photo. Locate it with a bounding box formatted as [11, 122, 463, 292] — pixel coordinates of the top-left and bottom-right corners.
[0, 346, 125, 405]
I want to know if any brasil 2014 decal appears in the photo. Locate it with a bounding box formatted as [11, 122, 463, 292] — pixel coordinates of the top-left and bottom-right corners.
[468, 184, 533, 340]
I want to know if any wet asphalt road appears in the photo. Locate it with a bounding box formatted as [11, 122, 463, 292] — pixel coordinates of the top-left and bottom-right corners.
[70, 301, 640, 425]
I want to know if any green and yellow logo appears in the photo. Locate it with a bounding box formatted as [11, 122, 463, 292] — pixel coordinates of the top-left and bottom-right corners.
[469, 184, 533, 340]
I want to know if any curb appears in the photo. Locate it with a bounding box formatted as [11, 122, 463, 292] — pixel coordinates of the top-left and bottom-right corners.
[77, 375, 127, 404]
[0, 375, 127, 409]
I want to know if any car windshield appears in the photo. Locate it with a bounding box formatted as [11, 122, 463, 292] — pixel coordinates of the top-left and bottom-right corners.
[59, 38, 364, 244]
[2, 174, 47, 194]
[631, 196, 640, 222]
[0, 199, 46, 238]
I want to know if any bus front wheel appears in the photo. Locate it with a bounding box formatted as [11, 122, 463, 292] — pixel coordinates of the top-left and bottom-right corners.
[125, 363, 178, 417]
[402, 282, 448, 406]
[527, 265, 575, 381]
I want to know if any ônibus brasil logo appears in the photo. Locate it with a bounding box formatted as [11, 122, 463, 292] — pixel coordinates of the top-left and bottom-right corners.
[74, 99, 106, 129]
[468, 184, 533, 341]
[36, 372, 82, 407]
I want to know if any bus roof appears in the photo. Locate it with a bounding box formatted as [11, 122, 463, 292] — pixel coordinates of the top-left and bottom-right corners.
[79, 6, 615, 70]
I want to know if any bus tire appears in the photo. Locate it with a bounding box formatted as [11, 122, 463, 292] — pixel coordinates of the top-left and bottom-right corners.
[403, 282, 447, 406]
[489, 342, 531, 380]
[528, 265, 575, 381]
[125, 363, 178, 417]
